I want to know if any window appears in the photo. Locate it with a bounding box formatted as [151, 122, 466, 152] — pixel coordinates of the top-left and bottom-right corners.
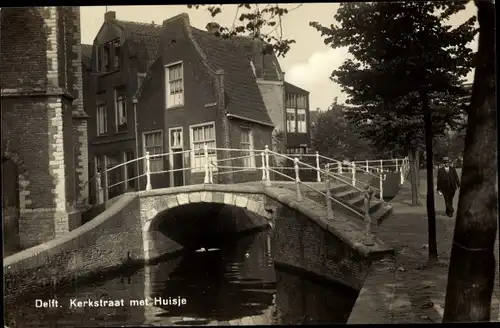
[103, 43, 111, 72]
[97, 101, 107, 135]
[190, 123, 216, 171]
[287, 147, 306, 154]
[124, 151, 136, 190]
[286, 108, 296, 132]
[297, 109, 307, 133]
[113, 39, 121, 70]
[143, 131, 164, 173]
[137, 73, 146, 89]
[297, 95, 307, 109]
[240, 129, 256, 168]
[286, 92, 308, 133]
[96, 39, 120, 73]
[166, 62, 184, 108]
[114, 88, 127, 132]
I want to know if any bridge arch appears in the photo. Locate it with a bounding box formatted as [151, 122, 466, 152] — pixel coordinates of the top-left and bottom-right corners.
[141, 191, 272, 233]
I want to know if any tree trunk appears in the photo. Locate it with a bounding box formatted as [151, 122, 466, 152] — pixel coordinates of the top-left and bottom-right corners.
[443, 0, 497, 322]
[422, 90, 438, 264]
[408, 148, 420, 206]
[416, 149, 421, 192]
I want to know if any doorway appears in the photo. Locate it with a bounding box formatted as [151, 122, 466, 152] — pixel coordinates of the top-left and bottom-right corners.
[169, 127, 185, 187]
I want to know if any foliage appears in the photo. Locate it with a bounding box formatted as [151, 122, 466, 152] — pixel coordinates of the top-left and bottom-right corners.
[310, 1, 477, 153]
[187, 4, 301, 57]
[312, 98, 375, 161]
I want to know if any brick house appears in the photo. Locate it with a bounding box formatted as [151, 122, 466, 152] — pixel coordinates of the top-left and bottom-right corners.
[84, 12, 277, 202]
[1, 7, 89, 248]
[135, 14, 275, 188]
[83, 11, 164, 202]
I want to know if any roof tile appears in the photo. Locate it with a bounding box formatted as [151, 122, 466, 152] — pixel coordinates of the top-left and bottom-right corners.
[190, 27, 273, 126]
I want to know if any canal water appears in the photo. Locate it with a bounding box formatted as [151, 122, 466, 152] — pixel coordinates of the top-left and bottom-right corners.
[4, 229, 359, 327]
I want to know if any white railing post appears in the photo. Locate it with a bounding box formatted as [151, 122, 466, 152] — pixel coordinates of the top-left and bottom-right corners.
[395, 158, 399, 173]
[261, 152, 266, 183]
[379, 173, 385, 201]
[338, 161, 343, 174]
[351, 162, 356, 187]
[363, 186, 374, 246]
[380, 159, 383, 173]
[365, 160, 369, 172]
[315, 151, 321, 182]
[96, 172, 103, 204]
[145, 151, 152, 191]
[400, 165, 405, 184]
[208, 163, 214, 184]
[264, 145, 271, 186]
[325, 163, 333, 220]
[203, 145, 210, 184]
[294, 158, 302, 201]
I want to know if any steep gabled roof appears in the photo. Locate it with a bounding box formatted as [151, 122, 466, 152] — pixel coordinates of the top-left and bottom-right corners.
[231, 36, 283, 81]
[113, 20, 162, 70]
[284, 81, 310, 94]
[190, 27, 273, 126]
[81, 44, 93, 68]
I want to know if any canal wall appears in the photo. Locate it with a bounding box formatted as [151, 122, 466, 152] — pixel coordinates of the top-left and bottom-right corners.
[3, 193, 144, 301]
[4, 184, 393, 301]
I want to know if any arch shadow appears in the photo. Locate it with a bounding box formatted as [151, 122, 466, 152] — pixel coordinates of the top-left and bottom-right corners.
[149, 202, 271, 251]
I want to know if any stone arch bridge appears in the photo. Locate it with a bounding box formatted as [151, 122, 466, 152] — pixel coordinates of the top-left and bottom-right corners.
[4, 182, 394, 300]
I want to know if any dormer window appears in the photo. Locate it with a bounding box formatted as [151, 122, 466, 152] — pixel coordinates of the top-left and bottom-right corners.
[95, 38, 121, 73]
[113, 40, 121, 70]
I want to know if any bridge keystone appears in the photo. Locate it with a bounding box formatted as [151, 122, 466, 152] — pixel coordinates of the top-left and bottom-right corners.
[200, 191, 212, 202]
[212, 192, 224, 203]
[234, 195, 248, 208]
[176, 193, 189, 205]
[188, 192, 201, 203]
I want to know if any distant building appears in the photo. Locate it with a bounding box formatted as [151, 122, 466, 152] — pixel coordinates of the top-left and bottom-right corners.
[284, 82, 311, 154]
[1, 7, 89, 248]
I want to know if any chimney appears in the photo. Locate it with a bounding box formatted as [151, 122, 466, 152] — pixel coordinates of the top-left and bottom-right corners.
[205, 22, 221, 35]
[104, 11, 116, 22]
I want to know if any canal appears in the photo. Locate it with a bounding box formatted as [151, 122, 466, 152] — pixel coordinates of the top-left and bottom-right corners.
[4, 229, 359, 327]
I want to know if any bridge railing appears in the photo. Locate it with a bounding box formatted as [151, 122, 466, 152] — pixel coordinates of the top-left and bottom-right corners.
[86, 146, 406, 205]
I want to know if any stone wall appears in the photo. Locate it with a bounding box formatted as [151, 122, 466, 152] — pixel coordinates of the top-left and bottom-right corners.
[3, 194, 143, 302]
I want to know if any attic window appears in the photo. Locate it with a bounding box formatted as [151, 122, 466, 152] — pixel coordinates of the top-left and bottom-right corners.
[249, 60, 256, 77]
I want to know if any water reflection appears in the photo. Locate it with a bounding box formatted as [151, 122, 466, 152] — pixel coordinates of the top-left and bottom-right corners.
[4, 229, 358, 327]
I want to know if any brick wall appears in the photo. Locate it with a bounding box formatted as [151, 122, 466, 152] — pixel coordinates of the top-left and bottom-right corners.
[257, 80, 285, 152]
[0, 8, 48, 90]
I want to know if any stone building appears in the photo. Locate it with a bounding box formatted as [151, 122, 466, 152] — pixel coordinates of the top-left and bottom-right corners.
[1, 7, 89, 248]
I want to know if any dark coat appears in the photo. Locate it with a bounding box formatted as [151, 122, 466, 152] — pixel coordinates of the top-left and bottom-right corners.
[437, 166, 460, 195]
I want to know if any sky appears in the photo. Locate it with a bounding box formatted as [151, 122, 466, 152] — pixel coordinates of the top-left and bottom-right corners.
[80, 3, 478, 112]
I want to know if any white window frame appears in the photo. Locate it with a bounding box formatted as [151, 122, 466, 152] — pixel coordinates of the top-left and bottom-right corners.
[240, 128, 256, 169]
[142, 130, 164, 173]
[189, 122, 217, 172]
[286, 107, 296, 133]
[114, 88, 127, 132]
[97, 101, 107, 135]
[297, 108, 307, 133]
[165, 61, 184, 109]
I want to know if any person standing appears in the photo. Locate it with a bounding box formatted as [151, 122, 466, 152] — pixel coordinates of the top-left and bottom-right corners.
[436, 157, 461, 217]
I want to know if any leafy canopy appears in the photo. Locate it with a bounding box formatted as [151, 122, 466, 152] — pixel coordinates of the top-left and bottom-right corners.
[312, 98, 375, 161]
[310, 1, 477, 153]
[187, 4, 301, 57]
